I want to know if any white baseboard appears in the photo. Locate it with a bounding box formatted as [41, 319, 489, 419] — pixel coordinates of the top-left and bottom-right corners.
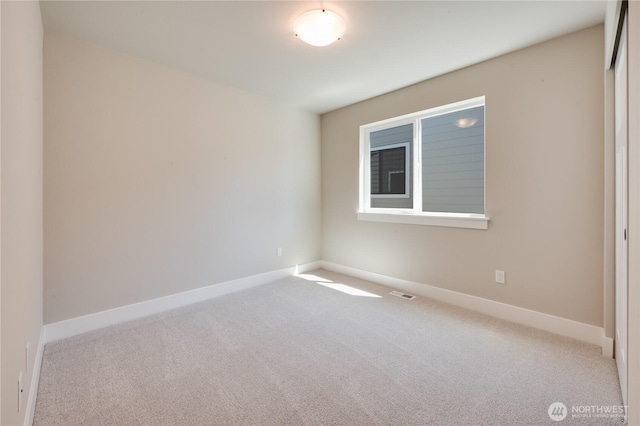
[320, 261, 609, 354]
[44, 262, 319, 344]
[41, 259, 611, 357]
[601, 335, 614, 358]
[24, 327, 45, 426]
[296, 260, 323, 275]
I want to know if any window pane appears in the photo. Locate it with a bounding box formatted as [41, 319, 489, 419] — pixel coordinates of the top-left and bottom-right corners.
[370, 124, 413, 208]
[421, 106, 484, 214]
[371, 147, 406, 195]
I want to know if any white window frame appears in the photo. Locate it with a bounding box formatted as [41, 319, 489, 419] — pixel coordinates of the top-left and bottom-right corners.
[370, 142, 410, 199]
[358, 96, 489, 230]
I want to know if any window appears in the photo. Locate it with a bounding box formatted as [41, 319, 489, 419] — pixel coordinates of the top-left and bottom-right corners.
[370, 144, 409, 197]
[358, 97, 488, 229]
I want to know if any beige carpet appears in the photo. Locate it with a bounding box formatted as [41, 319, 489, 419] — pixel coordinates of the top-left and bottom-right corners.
[34, 270, 624, 425]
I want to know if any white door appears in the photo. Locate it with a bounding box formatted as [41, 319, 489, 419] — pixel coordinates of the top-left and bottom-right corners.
[615, 14, 628, 407]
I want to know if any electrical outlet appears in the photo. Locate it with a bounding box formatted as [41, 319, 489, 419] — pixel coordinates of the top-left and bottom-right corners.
[495, 270, 505, 284]
[26, 342, 30, 373]
[18, 372, 23, 412]
[276, 247, 283, 257]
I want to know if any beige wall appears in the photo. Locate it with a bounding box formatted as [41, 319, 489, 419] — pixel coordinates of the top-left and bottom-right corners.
[44, 34, 321, 324]
[1, 1, 44, 424]
[321, 25, 605, 327]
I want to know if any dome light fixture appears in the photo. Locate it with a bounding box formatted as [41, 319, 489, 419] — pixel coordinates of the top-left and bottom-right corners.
[454, 117, 479, 128]
[294, 9, 346, 47]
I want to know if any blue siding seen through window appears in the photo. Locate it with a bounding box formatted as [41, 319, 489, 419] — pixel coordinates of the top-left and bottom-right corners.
[421, 106, 484, 214]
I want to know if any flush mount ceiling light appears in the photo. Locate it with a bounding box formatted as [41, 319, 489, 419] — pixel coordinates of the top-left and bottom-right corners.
[294, 9, 346, 47]
[454, 117, 479, 128]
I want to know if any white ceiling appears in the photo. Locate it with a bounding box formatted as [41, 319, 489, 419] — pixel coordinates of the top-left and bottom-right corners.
[40, 1, 607, 114]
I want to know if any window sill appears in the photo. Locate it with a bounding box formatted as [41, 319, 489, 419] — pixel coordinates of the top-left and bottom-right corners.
[357, 211, 489, 230]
